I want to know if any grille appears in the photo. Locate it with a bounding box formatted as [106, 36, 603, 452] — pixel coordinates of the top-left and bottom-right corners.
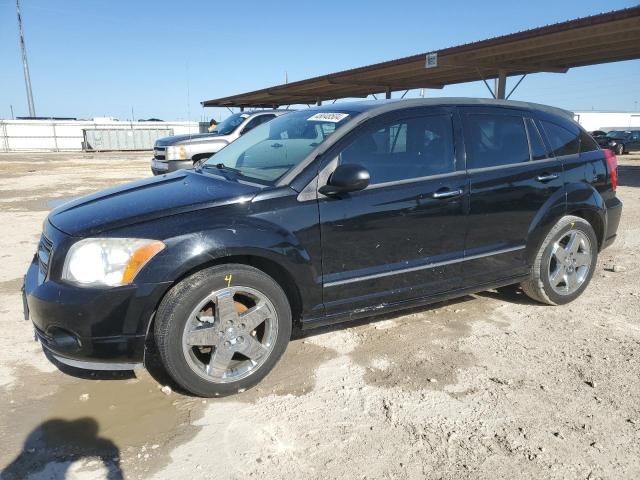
[154, 147, 166, 160]
[37, 234, 53, 277]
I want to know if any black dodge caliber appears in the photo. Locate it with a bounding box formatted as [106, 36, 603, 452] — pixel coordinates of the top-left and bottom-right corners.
[24, 99, 622, 397]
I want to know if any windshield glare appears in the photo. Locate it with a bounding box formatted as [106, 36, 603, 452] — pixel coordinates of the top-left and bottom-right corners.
[214, 113, 249, 135]
[203, 110, 353, 183]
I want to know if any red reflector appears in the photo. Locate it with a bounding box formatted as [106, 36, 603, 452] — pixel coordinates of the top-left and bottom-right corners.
[604, 149, 617, 191]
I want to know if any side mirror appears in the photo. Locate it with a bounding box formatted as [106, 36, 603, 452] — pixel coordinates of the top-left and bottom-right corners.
[319, 164, 370, 196]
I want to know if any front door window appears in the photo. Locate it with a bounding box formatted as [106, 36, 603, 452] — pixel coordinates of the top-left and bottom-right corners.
[338, 114, 455, 184]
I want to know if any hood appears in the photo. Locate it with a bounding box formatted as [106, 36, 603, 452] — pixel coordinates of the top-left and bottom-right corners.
[49, 171, 261, 236]
[155, 132, 223, 146]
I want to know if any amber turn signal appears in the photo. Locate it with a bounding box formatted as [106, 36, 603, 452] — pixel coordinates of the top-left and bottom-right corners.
[122, 241, 165, 284]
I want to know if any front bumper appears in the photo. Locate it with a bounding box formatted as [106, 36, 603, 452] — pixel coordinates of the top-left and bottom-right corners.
[151, 158, 192, 175]
[24, 257, 171, 369]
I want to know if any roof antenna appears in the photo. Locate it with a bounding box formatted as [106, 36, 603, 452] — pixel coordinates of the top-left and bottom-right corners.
[285, 71, 288, 84]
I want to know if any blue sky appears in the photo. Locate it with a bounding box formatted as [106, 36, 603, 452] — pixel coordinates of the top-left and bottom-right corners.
[0, 0, 638, 121]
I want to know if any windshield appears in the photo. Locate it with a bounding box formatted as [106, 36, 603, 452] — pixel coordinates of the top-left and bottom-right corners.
[214, 113, 250, 135]
[606, 130, 627, 139]
[202, 110, 354, 183]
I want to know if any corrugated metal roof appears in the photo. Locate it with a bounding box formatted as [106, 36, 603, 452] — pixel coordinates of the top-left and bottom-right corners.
[202, 7, 640, 108]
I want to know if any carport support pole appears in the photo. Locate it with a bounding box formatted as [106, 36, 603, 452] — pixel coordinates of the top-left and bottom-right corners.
[495, 70, 506, 99]
[385, 88, 391, 99]
[240, 107, 244, 112]
[316, 99, 322, 106]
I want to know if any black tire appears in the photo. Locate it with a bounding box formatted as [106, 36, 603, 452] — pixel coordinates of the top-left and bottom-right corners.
[521, 215, 598, 306]
[615, 144, 624, 155]
[154, 264, 291, 397]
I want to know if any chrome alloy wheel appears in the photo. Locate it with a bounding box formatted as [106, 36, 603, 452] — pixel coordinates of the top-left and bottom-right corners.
[181, 286, 278, 383]
[548, 229, 593, 295]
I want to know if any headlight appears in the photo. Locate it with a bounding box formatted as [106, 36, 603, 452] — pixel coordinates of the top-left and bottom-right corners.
[62, 238, 165, 287]
[166, 145, 187, 160]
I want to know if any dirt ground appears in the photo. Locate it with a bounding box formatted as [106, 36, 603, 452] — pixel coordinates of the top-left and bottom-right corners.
[0, 151, 638, 480]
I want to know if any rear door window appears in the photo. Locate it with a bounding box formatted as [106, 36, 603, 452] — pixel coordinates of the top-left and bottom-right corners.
[464, 114, 530, 169]
[541, 121, 579, 157]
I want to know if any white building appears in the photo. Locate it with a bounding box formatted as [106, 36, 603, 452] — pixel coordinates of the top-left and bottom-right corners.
[574, 111, 640, 132]
[0, 118, 199, 152]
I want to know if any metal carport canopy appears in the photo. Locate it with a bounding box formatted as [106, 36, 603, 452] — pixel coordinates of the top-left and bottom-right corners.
[202, 7, 640, 108]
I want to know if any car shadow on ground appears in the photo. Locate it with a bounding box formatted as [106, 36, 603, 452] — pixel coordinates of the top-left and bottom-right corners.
[290, 295, 477, 341]
[44, 285, 543, 396]
[136, 296, 481, 395]
[292, 284, 546, 340]
[1, 418, 123, 480]
[475, 284, 545, 306]
[617, 163, 640, 187]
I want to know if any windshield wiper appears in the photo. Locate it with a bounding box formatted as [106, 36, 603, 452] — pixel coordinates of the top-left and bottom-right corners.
[201, 163, 241, 181]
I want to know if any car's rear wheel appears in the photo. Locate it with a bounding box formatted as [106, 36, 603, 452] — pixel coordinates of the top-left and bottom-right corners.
[521, 215, 597, 305]
[154, 264, 291, 397]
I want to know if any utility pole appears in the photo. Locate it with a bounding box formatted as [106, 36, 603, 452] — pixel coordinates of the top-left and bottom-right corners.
[16, 0, 36, 117]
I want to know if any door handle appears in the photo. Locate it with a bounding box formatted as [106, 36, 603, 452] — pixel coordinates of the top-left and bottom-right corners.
[431, 188, 464, 199]
[536, 173, 559, 182]
[271, 143, 283, 148]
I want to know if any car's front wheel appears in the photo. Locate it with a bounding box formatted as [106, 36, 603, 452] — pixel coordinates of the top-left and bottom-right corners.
[521, 215, 598, 305]
[154, 264, 291, 397]
[615, 144, 624, 155]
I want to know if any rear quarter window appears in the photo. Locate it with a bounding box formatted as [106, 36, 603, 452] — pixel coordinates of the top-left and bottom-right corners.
[541, 121, 579, 157]
[579, 130, 600, 153]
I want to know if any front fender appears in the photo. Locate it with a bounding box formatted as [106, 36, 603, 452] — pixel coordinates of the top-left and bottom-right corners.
[161, 225, 314, 283]
[128, 205, 321, 314]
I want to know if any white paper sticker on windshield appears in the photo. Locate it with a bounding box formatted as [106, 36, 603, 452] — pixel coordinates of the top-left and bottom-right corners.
[240, 113, 250, 118]
[307, 112, 349, 123]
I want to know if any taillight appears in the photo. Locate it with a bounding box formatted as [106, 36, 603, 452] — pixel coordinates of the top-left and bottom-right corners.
[604, 149, 617, 191]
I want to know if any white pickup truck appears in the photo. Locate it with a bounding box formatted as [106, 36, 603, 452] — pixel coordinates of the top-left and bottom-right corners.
[150, 110, 288, 175]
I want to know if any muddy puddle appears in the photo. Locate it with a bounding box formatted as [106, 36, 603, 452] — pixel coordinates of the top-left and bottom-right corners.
[0, 335, 341, 478]
[0, 365, 201, 479]
[225, 339, 337, 402]
[44, 373, 183, 448]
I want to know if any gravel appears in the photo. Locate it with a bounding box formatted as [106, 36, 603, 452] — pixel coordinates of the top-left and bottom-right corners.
[0, 152, 639, 480]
